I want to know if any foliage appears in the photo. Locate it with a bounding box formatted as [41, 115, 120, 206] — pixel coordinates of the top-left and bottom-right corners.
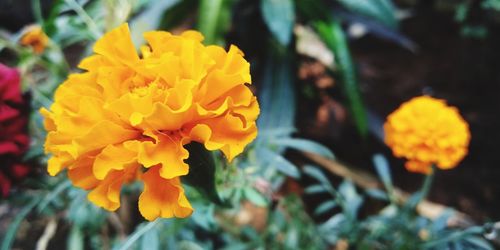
[303, 155, 494, 249]
[0, 0, 498, 249]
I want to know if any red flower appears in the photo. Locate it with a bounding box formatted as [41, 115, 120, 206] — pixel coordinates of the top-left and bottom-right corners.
[0, 63, 30, 197]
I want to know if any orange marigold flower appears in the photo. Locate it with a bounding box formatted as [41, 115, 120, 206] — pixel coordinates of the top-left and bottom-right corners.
[384, 96, 470, 174]
[41, 24, 259, 220]
[20, 25, 49, 54]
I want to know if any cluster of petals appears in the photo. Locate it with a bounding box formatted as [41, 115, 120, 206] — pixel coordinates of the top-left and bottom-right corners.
[41, 24, 259, 220]
[384, 96, 470, 174]
[0, 63, 30, 197]
[20, 25, 49, 54]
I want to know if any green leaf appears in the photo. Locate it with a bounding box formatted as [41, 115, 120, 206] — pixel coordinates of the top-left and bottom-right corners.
[261, 0, 295, 46]
[336, 0, 398, 29]
[67, 225, 84, 250]
[243, 187, 268, 207]
[372, 154, 393, 193]
[338, 180, 363, 217]
[304, 184, 328, 194]
[37, 180, 72, 212]
[258, 148, 301, 178]
[178, 241, 204, 250]
[315, 20, 368, 136]
[464, 236, 494, 250]
[183, 142, 228, 207]
[272, 138, 335, 159]
[140, 225, 159, 250]
[117, 220, 160, 250]
[314, 200, 337, 215]
[1, 196, 42, 250]
[197, 0, 232, 45]
[303, 165, 330, 186]
[257, 48, 295, 133]
[365, 188, 388, 201]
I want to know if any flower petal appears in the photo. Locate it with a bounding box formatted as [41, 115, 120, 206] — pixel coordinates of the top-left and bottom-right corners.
[138, 166, 193, 221]
[138, 133, 189, 179]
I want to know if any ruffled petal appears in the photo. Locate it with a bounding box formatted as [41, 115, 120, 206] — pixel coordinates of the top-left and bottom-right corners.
[137, 133, 189, 179]
[138, 166, 193, 221]
[93, 140, 139, 180]
[93, 23, 139, 65]
[87, 165, 139, 211]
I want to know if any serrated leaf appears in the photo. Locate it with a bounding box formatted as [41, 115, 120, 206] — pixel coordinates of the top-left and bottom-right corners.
[183, 142, 228, 207]
[261, 0, 295, 46]
[272, 138, 335, 159]
[314, 200, 337, 215]
[243, 187, 268, 207]
[336, 0, 398, 29]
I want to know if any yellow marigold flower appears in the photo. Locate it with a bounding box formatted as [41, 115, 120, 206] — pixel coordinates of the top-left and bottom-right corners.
[20, 25, 49, 54]
[384, 96, 470, 174]
[41, 24, 259, 220]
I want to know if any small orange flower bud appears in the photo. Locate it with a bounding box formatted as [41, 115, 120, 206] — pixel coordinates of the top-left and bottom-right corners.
[20, 25, 49, 54]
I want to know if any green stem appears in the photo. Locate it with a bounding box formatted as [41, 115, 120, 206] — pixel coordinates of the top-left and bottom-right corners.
[65, 0, 102, 39]
[420, 165, 436, 203]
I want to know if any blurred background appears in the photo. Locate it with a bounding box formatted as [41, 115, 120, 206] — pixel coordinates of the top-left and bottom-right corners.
[0, 0, 499, 249]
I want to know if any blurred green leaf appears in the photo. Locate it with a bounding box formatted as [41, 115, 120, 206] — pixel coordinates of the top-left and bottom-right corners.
[140, 226, 159, 250]
[315, 20, 368, 136]
[67, 225, 84, 250]
[258, 148, 301, 178]
[365, 188, 389, 201]
[67, 190, 107, 231]
[335, 0, 398, 28]
[184, 142, 228, 207]
[372, 154, 393, 194]
[197, 0, 232, 45]
[117, 220, 160, 250]
[304, 184, 328, 194]
[303, 165, 331, 187]
[261, 0, 295, 46]
[431, 209, 454, 232]
[37, 180, 72, 212]
[1, 196, 42, 250]
[338, 180, 362, 218]
[243, 187, 268, 207]
[314, 200, 337, 215]
[272, 138, 335, 159]
[464, 236, 494, 250]
[178, 241, 204, 250]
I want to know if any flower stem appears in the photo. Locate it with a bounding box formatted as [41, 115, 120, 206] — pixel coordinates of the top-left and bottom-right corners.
[420, 165, 436, 202]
